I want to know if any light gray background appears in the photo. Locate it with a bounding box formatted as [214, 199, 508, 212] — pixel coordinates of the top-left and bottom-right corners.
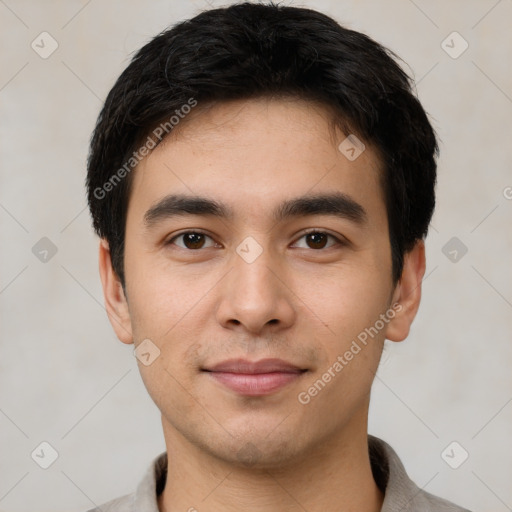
[1, 1, 511, 511]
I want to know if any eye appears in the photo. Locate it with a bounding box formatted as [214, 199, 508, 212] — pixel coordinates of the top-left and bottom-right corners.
[167, 231, 218, 250]
[293, 230, 344, 250]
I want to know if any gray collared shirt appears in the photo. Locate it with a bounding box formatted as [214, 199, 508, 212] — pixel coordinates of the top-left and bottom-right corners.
[87, 435, 471, 511]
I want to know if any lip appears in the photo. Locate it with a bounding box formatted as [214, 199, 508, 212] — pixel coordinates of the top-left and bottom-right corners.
[204, 358, 304, 374]
[202, 358, 307, 396]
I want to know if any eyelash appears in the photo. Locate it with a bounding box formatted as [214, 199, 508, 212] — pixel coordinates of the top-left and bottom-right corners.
[166, 229, 346, 251]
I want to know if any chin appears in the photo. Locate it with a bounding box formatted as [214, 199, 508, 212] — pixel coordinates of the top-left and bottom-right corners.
[203, 428, 307, 470]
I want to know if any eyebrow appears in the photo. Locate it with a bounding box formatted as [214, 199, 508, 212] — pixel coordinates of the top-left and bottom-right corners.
[143, 192, 367, 228]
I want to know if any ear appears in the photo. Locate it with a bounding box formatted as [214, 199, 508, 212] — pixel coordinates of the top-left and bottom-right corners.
[384, 240, 426, 342]
[98, 239, 133, 344]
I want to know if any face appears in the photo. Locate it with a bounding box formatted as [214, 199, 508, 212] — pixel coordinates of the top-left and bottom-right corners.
[100, 97, 424, 469]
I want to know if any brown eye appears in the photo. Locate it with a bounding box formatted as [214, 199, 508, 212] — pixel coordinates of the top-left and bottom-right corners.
[306, 232, 329, 249]
[294, 231, 342, 250]
[168, 231, 216, 250]
[182, 233, 205, 249]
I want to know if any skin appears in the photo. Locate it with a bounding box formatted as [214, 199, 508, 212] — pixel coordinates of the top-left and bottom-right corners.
[99, 97, 426, 512]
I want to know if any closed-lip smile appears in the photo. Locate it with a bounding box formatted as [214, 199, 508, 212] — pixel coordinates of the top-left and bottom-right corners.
[202, 358, 307, 396]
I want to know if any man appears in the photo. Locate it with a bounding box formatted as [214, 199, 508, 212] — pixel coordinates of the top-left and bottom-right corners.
[86, 2, 471, 511]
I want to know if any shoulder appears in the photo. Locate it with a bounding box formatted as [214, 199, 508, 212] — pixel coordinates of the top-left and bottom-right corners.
[368, 435, 473, 512]
[83, 451, 167, 512]
[413, 488, 472, 511]
[85, 491, 135, 512]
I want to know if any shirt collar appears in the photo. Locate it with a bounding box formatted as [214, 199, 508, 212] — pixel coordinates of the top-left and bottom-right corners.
[131, 435, 426, 512]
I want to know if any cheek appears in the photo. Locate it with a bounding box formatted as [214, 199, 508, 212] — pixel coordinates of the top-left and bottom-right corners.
[125, 253, 205, 340]
[296, 272, 388, 417]
[300, 264, 391, 349]
[124, 274, 200, 404]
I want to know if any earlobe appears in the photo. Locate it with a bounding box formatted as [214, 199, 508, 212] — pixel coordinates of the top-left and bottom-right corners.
[384, 240, 426, 342]
[98, 239, 133, 344]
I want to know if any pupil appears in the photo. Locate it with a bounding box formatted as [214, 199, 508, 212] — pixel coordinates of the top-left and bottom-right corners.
[309, 233, 326, 249]
[186, 233, 204, 249]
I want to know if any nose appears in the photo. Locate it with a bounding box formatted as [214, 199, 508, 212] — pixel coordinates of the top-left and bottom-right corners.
[215, 241, 296, 335]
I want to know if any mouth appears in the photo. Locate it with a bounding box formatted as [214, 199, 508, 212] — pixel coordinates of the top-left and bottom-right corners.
[202, 358, 308, 396]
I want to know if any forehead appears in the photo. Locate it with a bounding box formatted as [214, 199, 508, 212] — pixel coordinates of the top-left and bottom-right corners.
[126, 97, 386, 228]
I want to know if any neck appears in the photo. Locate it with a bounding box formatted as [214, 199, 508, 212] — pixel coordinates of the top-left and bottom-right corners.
[157, 415, 383, 512]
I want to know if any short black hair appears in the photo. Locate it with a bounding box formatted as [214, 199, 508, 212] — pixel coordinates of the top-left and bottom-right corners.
[86, 1, 438, 288]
